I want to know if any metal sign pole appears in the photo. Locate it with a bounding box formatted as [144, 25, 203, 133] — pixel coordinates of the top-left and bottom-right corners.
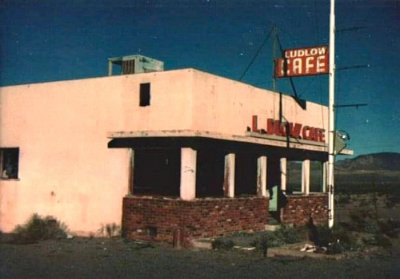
[328, 0, 336, 228]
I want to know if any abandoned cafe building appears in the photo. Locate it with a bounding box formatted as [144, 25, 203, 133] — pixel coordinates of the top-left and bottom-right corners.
[0, 55, 351, 242]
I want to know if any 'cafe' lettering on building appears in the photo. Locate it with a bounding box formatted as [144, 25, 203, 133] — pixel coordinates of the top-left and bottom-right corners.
[275, 46, 329, 78]
[250, 115, 326, 143]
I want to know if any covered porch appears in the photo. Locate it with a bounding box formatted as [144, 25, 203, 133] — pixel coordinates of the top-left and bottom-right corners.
[108, 131, 331, 243]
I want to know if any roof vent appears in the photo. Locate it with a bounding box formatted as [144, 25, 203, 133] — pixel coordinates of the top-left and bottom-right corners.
[108, 55, 164, 76]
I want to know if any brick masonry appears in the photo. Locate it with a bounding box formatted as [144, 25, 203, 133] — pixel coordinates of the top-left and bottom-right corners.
[280, 194, 329, 225]
[122, 196, 269, 245]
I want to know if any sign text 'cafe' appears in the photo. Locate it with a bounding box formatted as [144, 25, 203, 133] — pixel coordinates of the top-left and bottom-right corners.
[250, 116, 326, 143]
[275, 45, 329, 78]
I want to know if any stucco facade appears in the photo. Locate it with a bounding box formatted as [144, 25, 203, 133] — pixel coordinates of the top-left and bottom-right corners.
[0, 68, 332, 236]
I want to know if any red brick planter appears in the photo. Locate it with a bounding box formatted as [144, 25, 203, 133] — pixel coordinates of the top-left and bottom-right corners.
[281, 194, 329, 225]
[122, 196, 269, 244]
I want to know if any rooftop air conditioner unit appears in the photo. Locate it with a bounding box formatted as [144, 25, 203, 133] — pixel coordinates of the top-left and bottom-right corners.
[108, 54, 164, 76]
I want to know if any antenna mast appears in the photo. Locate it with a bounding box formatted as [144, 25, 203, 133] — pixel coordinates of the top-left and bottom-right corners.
[328, 0, 336, 228]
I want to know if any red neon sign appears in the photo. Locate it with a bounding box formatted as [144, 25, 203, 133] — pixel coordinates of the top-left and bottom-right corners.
[274, 45, 329, 78]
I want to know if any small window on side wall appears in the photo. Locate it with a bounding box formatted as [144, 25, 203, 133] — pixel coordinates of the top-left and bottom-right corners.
[0, 148, 19, 179]
[140, 83, 151, 107]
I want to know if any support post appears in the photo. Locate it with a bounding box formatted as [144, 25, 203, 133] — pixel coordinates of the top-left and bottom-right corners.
[280, 157, 287, 192]
[180, 148, 197, 201]
[257, 156, 268, 197]
[302, 159, 310, 195]
[224, 153, 235, 198]
[328, 0, 336, 228]
[128, 149, 135, 195]
[322, 161, 328, 193]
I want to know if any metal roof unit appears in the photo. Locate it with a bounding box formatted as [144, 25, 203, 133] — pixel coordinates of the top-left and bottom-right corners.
[108, 55, 164, 76]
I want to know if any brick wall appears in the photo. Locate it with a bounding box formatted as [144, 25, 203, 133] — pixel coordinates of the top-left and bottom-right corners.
[122, 196, 269, 245]
[281, 194, 328, 225]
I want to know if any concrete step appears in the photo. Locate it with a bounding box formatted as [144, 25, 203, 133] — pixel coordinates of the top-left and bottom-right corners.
[265, 224, 281, 231]
[190, 238, 213, 250]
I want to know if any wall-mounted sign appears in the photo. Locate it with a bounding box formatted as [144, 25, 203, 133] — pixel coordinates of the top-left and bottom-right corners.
[274, 46, 329, 78]
[251, 116, 325, 143]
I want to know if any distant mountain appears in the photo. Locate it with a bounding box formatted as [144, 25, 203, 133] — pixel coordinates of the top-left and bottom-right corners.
[336, 152, 400, 171]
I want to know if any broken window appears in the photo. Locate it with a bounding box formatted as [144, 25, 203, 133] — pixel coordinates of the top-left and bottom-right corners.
[0, 148, 19, 179]
[139, 83, 151, 107]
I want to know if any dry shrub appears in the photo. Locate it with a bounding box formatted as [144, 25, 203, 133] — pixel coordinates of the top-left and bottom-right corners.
[12, 214, 68, 244]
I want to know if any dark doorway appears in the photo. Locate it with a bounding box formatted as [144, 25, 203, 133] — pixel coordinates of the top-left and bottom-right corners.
[235, 153, 257, 196]
[134, 148, 180, 196]
[196, 149, 225, 197]
[267, 157, 281, 190]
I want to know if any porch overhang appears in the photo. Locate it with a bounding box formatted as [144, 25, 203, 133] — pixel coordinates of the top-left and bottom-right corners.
[107, 130, 353, 156]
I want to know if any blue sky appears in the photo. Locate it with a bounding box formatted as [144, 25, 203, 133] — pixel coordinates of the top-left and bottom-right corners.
[1, 0, 399, 157]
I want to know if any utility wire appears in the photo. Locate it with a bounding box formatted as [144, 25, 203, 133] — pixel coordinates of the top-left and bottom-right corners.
[275, 33, 302, 100]
[239, 26, 275, 81]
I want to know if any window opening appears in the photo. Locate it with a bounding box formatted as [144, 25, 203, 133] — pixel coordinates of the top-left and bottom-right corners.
[0, 148, 19, 179]
[196, 149, 224, 197]
[134, 148, 180, 196]
[140, 83, 151, 106]
[287, 160, 302, 193]
[310, 161, 324, 192]
[235, 153, 257, 196]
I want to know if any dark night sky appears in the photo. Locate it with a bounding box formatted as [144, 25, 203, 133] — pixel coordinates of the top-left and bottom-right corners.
[1, 0, 399, 156]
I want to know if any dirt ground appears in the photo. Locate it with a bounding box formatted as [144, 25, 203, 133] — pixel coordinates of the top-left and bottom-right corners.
[2, 189, 399, 279]
[1, 236, 400, 279]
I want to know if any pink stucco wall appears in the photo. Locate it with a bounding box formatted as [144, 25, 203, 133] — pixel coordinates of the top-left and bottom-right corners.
[191, 70, 327, 140]
[0, 68, 328, 235]
[0, 69, 194, 234]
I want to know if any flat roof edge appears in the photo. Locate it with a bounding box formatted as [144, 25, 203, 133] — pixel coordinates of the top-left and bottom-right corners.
[108, 130, 329, 153]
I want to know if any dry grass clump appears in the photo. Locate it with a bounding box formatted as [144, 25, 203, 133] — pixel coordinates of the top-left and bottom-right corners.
[12, 214, 68, 244]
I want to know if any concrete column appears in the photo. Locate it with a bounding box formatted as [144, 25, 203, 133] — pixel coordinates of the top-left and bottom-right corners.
[224, 153, 235, 198]
[302, 159, 311, 195]
[322, 161, 328, 193]
[257, 156, 268, 197]
[280, 157, 287, 192]
[128, 149, 135, 195]
[180, 148, 197, 201]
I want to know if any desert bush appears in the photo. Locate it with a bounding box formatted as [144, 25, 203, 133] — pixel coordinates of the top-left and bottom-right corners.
[253, 234, 269, 257]
[251, 232, 285, 249]
[378, 219, 400, 238]
[348, 209, 399, 238]
[364, 220, 380, 235]
[251, 225, 305, 251]
[385, 194, 400, 208]
[13, 214, 68, 244]
[331, 226, 362, 252]
[277, 225, 304, 244]
[336, 193, 351, 204]
[363, 233, 392, 248]
[336, 183, 400, 195]
[373, 234, 392, 248]
[314, 224, 362, 254]
[348, 209, 375, 231]
[314, 225, 331, 247]
[317, 218, 398, 254]
[211, 238, 235, 250]
[98, 223, 121, 238]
